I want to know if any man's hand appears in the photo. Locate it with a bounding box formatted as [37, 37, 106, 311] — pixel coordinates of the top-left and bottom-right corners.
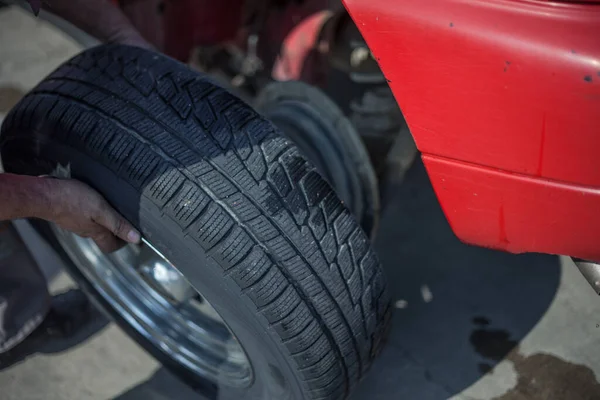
[0, 173, 140, 253]
[42, 178, 141, 253]
[6, 1, 149, 252]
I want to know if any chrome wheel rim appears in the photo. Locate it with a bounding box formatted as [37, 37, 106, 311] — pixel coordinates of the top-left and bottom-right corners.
[51, 226, 253, 388]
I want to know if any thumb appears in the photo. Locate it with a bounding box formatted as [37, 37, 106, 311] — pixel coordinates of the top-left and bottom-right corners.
[95, 201, 141, 245]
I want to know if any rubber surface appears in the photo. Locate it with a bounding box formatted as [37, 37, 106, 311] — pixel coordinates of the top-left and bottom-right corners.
[0, 44, 390, 399]
[256, 81, 380, 239]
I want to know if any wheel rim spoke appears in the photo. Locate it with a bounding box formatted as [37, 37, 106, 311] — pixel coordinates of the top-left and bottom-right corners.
[50, 225, 253, 387]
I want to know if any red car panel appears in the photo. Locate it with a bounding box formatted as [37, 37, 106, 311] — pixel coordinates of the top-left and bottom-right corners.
[344, 0, 600, 259]
[425, 155, 600, 260]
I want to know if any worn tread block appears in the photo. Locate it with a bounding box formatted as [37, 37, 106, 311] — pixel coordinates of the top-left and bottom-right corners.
[346, 270, 363, 307]
[281, 255, 311, 282]
[333, 212, 355, 245]
[337, 245, 353, 281]
[213, 226, 254, 267]
[186, 79, 213, 103]
[285, 189, 309, 226]
[82, 89, 110, 107]
[153, 131, 189, 159]
[200, 169, 237, 199]
[165, 180, 210, 227]
[273, 302, 313, 341]
[191, 129, 222, 159]
[322, 193, 344, 224]
[194, 203, 235, 249]
[224, 192, 260, 222]
[83, 119, 116, 154]
[193, 99, 218, 130]
[285, 320, 321, 353]
[207, 90, 237, 113]
[144, 164, 185, 206]
[96, 96, 125, 117]
[360, 251, 378, 286]
[302, 355, 341, 385]
[112, 104, 146, 127]
[228, 247, 271, 286]
[14, 96, 38, 131]
[261, 285, 301, 324]
[261, 136, 290, 163]
[308, 208, 327, 241]
[170, 90, 193, 119]
[348, 229, 368, 266]
[244, 116, 271, 144]
[267, 162, 292, 198]
[309, 373, 346, 399]
[245, 267, 288, 308]
[23, 95, 58, 133]
[208, 115, 233, 150]
[123, 65, 155, 96]
[121, 145, 161, 189]
[246, 215, 279, 242]
[293, 334, 331, 368]
[55, 103, 84, 142]
[225, 105, 255, 130]
[327, 264, 348, 298]
[280, 148, 310, 184]
[233, 130, 252, 160]
[300, 171, 329, 207]
[65, 110, 96, 145]
[44, 100, 71, 138]
[221, 151, 246, 181]
[305, 361, 341, 386]
[266, 235, 296, 262]
[156, 74, 178, 101]
[245, 148, 267, 180]
[320, 231, 337, 264]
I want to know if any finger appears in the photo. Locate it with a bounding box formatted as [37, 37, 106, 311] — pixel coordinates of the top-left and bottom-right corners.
[94, 201, 141, 245]
[93, 230, 128, 253]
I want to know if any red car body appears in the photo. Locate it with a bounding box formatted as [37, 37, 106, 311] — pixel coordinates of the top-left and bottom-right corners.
[344, 0, 600, 261]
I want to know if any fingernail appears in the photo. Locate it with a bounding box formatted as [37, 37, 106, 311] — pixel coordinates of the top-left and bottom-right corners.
[127, 230, 141, 243]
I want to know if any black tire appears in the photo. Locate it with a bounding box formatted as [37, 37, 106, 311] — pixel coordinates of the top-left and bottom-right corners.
[256, 81, 380, 239]
[0, 44, 390, 399]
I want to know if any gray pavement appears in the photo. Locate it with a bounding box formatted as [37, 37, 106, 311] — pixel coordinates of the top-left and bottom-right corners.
[1, 6, 600, 400]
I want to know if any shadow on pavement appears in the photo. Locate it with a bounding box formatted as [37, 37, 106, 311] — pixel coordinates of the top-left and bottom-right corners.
[114, 368, 199, 400]
[350, 161, 560, 399]
[113, 161, 561, 400]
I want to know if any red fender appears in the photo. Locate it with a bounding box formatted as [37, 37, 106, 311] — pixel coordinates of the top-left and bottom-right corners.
[344, 0, 600, 260]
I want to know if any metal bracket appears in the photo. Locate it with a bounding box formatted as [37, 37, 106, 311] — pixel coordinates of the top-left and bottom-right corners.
[574, 259, 600, 295]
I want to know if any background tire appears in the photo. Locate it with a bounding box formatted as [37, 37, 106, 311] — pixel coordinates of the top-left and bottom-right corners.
[256, 81, 380, 239]
[0, 44, 390, 399]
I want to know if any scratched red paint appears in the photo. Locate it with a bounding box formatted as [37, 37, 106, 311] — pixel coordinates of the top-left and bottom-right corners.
[424, 155, 600, 260]
[498, 205, 509, 248]
[535, 113, 546, 177]
[344, 0, 600, 259]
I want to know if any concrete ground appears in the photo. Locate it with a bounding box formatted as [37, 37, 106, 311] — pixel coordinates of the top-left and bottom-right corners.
[1, 6, 600, 400]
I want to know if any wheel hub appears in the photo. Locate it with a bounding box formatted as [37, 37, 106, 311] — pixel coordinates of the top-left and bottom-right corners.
[50, 226, 253, 388]
[137, 240, 196, 304]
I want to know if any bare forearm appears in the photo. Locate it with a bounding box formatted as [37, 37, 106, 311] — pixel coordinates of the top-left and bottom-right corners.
[0, 173, 51, 221]
[38, 0, 149, 48]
